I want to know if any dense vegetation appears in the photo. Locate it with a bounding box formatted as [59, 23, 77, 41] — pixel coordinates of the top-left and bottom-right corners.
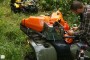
[38, 0, 90, 25]
[0, 0, 89, 60]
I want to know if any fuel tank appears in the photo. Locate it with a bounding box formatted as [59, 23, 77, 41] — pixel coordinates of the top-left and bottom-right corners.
[21, 10, 70, 32]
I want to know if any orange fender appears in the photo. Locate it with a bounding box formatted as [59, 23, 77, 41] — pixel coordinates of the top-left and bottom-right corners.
[22, 16, 44, 32]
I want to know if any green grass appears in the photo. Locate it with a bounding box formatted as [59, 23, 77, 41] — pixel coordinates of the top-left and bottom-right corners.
[0, 0, 33, 60]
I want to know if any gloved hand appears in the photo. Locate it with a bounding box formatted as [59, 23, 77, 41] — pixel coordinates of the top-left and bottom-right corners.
[72, 27, 78, 31]
[67, 30, 74, 36]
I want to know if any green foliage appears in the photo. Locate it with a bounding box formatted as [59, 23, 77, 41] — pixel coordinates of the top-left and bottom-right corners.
[37, 0, 89, 26]
[0, 0, 4, 3]
[0, 0, 32, 60]
[38, 0, 90, 15]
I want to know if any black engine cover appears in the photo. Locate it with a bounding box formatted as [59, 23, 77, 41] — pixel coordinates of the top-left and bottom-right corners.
[51, 41, 74, 60]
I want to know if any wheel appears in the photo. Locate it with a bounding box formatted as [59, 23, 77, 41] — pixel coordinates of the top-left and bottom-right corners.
[33, 6, 38, 13]
[76, 50, 85, 60]
[76, 50, 79, 60]
[10, 5, 21, 13]
[24, 52, 36, 60]
[28, 5, 38, 13]
[24, 40, 37, 60]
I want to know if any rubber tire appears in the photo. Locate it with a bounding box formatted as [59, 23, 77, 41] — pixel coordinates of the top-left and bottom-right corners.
[24, 52, 36, 60]
[24, 39, 37, 60]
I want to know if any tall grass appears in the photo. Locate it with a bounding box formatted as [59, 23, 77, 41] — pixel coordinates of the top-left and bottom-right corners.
[0, 0, 32, 60]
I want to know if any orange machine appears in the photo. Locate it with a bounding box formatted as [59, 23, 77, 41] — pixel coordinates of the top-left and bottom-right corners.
[22, 16, 45, 32]
[21, 10, 73, 44]
[21, 10, 70, 32]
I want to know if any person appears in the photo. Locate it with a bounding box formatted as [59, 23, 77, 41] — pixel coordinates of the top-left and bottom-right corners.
[68, 1, 90, 45]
